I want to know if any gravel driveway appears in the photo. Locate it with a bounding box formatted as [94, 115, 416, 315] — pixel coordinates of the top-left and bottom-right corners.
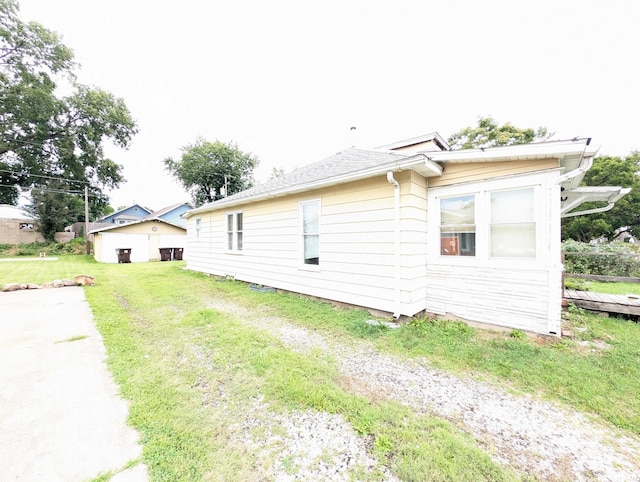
[207, 298, 640, 481]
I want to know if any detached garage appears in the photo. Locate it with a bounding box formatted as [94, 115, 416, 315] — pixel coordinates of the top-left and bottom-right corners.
[90, 219, 186, 263]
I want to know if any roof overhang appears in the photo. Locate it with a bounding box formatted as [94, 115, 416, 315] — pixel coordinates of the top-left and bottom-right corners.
[89, 218, 186, 234]
[184, 154, 442, 217]
[561, 186, 631, 218]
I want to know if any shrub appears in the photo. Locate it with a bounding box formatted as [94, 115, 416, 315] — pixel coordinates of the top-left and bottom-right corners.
[562, 240, 640, 277]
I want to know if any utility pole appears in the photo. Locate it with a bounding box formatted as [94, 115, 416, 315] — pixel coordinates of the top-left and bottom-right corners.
[84, 186, 90, 255]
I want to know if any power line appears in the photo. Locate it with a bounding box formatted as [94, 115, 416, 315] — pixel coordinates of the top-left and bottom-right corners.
[0, 169, 90, 184]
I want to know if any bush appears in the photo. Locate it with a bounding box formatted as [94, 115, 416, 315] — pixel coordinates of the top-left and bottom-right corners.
[562, 240, 640, 277]
[0, 238, 90, 257]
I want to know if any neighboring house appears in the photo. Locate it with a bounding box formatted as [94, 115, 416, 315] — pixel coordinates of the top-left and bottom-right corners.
[143, 202, 192, 227]
[0, 204, 45, 244]
[90, 219, 186, 263]
[97, 204, 153, 225]
[182, 133, 628, 336]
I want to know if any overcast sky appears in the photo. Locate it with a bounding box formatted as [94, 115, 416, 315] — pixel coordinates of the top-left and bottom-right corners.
[17, 0, 640, 211]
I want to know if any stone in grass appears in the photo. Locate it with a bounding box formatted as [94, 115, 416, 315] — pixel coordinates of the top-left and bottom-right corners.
[2, 283, 22, 292]
[1, 283, 42, 292]
[365, 319, 401, 329]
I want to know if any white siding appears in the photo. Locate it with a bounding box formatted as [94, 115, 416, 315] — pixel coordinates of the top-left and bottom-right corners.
[425, 170, 563, 335]
[186, 176, 408, 315]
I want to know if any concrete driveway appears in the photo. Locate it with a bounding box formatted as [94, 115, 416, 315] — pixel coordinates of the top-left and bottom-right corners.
[0, 287, 147, 481]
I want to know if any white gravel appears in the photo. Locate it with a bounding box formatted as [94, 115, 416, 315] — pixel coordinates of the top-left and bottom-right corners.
[206, 298, 640, 481]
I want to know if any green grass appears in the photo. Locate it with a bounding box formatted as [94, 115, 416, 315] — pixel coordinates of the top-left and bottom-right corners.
[2, 257, 639, 480]
[568, 279, 640, 296]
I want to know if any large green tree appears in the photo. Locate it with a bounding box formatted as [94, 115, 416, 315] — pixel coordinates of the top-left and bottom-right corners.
[0, 0, 137, 219]
[448, 116, 552, 149]
[165, 138, 259, 207]
[562, 151, 640, 242]
[28, 181, 84, 241]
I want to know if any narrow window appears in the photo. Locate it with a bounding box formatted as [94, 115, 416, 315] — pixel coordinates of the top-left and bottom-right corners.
[195, 218, 201, 238]
[440, 195, 476, 256]
[226, 213, 233, 249]
[301, 200, 320, 265]
[226, 212, 243, 251]
[490, 188, 535, 258]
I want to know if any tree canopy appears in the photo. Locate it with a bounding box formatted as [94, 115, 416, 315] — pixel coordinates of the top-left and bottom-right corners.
[164, 138, 259, 207]
[448, 116, 552, 150]
[562, 151, 640, 242]
[0, 0, 137, 221]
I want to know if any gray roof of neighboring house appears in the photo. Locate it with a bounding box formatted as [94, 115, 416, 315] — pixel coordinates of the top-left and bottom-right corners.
[186, 147, 409, 216]
[143, 202, 192, 220]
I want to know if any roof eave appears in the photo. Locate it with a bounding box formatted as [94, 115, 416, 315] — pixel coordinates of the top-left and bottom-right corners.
[184, 154, 442, 217]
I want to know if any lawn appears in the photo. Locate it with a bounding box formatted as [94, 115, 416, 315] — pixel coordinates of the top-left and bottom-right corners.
[2, 256, 639, 480]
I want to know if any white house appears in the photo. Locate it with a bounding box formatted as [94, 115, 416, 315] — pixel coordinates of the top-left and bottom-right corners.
[182, 133, 628, 336]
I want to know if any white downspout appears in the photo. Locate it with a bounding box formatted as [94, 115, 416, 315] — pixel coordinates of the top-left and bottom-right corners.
[387, 171, 401, 319]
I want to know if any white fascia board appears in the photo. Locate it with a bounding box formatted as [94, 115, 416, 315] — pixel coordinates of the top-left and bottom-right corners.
[184, 154, 442, 216]
[377, 132, 451, 151]
[425, 139, 594, 164]
[561, 186, 631, 218]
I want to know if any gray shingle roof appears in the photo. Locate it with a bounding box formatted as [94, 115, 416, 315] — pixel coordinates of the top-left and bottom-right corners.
[194, 147, 408, 211]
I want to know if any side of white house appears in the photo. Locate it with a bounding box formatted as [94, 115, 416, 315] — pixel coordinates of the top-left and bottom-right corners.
[186, 172, 427, 316]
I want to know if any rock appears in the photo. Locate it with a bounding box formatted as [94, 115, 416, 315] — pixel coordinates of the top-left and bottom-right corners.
[41, 282, 53, 289]
[61, 279, 76, 287]
[26, 284, 41, 290]
[74, 275, 95, 286]
[52, 280, 63, 288]
[2, 283, 22, 292]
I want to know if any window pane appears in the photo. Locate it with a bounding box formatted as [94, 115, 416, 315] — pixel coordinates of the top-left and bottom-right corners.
[304, 234, 319, 264]
[237, 232, 243, 251]
[227, 232, 233, 250]
[441, 195, 475, 225]
[303, 202, 319, 234]
[440, 195, 475, 256]
[236, 212, 243, 231]
[227, 214, 233, 231]
[491, 188, 534, 223]
[490, 223, 536, 258]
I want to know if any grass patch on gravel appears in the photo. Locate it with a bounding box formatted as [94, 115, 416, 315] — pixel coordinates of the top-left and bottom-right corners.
[2, 257, 639, 478]
[0, 258, 514, 480]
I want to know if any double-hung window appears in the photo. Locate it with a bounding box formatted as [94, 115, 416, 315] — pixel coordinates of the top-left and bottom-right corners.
[195, 218, 201, 238]
[490, 188, 535, 258]
[226, 211, 243, 251]
[300, 199, 320, 266]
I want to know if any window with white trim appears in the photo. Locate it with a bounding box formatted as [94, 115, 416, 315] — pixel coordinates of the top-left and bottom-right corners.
[195, 218, 201, 238]
[300, 200, 320, 265]
[226, 211, 243, 251]
[490, 188, 535, 258]
[431, 181, 540, 263]
[440, 194, 476, 256]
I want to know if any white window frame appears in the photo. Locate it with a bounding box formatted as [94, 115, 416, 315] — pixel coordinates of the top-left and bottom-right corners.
[195, 218, 201, 239]
[428, 175, 545, 268]
[225, 211, 243, 252]
[299, 199, 321, 270]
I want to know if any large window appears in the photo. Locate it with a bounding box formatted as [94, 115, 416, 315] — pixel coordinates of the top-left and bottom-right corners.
[301, 200, 320, 265]
[432, 181, 540, 263]
[440, 195, 476, 256]
[490, 188, 535, 258]
[226, 211, 243, 251]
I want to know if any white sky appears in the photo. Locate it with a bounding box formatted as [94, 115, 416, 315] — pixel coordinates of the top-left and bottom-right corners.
[17, 0, 640, 211]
